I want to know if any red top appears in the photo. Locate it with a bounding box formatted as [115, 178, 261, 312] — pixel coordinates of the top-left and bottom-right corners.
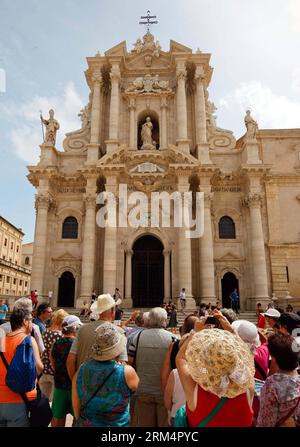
[186, 385, 253, 427]
[257, 314, 266, 329]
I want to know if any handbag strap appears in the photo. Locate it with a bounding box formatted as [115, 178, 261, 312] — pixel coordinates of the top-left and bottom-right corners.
[0, 351, 9, 369]
[254, 359, 267, 381]
[80, 364, 119, 413]
[275, 397, 300, 427]
[197, 397, 228, 427]
[132, 330, 143, 369]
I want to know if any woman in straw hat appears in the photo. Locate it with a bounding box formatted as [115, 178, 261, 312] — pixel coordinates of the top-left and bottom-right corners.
[176, 326, 255, 427]
[72, 322, 139, 427]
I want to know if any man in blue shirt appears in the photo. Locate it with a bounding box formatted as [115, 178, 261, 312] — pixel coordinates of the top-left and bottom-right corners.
[0, 299, 8, 325]
[230, 288, 239, 314]
[33, 302, 53, 333]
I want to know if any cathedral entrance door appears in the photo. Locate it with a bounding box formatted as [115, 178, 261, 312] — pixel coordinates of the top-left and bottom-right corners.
[132, 235, 164, 308]
[58, 271, 75, 307]
[221, 272, 239, 309]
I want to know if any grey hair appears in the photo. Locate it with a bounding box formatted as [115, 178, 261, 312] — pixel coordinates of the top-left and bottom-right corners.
[220, 308, 238, 324]
[13, 297, 33, 313]
[148, 307, 168, 329]
[143, 312, 150, 328]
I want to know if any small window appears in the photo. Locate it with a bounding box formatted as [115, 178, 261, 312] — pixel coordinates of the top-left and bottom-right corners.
[219, 216, 236, 239]
[0, 274, 2, 281]
[13, 278, 16, 285]
[4, 238, 7, 247]
[6, 277, 10, 284]
[19, 280, 23, 286]
[16, 245, 19, 253]
[62, 216, 78, 239]
[25, 257, 30, 265]
[10, 242, 13, 250]
[25, 281, 28, 287]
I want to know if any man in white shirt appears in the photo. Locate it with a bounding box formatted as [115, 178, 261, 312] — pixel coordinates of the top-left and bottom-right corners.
[179, 288, 186, 310]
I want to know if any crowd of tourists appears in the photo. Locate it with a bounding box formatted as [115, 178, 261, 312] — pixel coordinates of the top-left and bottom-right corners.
[0, 294, 299, 428]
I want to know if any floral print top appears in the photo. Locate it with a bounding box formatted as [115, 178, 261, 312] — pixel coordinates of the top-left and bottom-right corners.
[257, 373, 300, 427]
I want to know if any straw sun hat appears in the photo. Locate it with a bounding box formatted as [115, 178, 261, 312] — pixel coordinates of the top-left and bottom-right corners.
[186, 329, 255, 399]
[90, 293, 121, 315]
[91, 322, 126, 361]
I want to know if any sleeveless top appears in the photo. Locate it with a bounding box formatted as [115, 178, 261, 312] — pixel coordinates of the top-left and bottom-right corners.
[0, 332, 37, 403]
[170, 369, 186, 420]
[186, 385, 253, 427]
[76, 360, 132, 427]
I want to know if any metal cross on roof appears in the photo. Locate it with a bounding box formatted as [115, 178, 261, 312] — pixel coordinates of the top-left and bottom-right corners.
[139, 10, 158, 34]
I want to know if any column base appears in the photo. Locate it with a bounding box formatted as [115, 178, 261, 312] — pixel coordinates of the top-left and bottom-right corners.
[105, 140, 119, 154]
[197, 143, 212, 164]
[122, 297, 133, 308]
[176, 139, 191, 154]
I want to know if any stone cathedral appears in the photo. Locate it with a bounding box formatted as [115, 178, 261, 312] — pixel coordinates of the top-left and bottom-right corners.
[28, 32, 300, 311]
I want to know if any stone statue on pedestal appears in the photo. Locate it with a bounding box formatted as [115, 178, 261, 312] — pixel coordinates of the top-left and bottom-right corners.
[141, 117, 156, 150]
[40, 109, 60, 145]
[244, 110, 258, 139]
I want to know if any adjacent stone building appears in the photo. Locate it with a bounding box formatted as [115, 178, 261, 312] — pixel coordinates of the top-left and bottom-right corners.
[27, 33, 300, 310]
[0, 216, 31, 304]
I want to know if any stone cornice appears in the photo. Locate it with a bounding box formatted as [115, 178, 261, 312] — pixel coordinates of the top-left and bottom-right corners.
[257, 129, 300, 139]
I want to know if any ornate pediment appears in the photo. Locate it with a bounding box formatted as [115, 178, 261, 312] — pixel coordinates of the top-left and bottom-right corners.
[53, 252, 78, 261]
[104, 41, 127, 57]
[170, 40, 193, 54]
[217, 252, 242, 262]
[125, 74, 172, 94]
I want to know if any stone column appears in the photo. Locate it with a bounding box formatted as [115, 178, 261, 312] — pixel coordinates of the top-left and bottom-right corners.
[195, 66, 211, 164]
[102, 176, 118, 294]
[245, 193, 269, 303]
[31, 193, 52, 299]
[87, 70, 102, 164]
[80, 186, 97, 304]
[160, 96, 168, 149]
[163, 249, 171, 302]
[177, 176, 195, 308]
[199, 192, 216, 302]
[106, 65, 121, 153]
[124, 249, 133, 307]
[176, 62, 190, 153]
[128, 97, 136, 149]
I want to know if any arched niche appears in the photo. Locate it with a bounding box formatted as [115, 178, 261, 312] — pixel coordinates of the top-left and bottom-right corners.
[137, 110, 160, 150]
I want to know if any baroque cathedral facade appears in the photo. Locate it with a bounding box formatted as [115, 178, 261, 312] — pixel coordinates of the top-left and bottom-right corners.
[28, 33, 300, 310]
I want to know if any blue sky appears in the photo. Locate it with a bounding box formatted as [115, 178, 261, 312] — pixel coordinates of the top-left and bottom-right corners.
[1, 0, 300, 242]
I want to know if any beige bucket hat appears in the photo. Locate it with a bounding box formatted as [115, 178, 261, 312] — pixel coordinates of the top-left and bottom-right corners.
[186, 329, 255, 399]
[90, 293, 121, 315]
[91, 322, 126, 361]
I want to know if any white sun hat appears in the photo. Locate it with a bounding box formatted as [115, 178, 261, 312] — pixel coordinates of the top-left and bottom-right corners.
[90, 293, 121, 315]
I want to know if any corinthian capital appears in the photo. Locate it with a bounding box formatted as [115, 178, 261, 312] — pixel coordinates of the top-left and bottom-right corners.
[92, 70, 102, 84]
[243, 193, 262, 208]
[195, 66, 205, 82]
[35, 193, 52, 211]
[84, 193, 96, 209]
[203, 192, 214, 208]
[176, 68, 187, 82]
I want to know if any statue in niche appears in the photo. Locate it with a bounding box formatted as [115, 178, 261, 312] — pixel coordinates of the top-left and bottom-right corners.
[244, 110, 258, 139]
[141, 117, 156, 150]
[40, 109, 60, 145]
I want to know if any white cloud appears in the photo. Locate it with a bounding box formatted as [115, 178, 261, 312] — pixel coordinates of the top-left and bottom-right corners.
[2, 81, 84, 164]
[219, 81, 300, 130]
[288, 0, 300, 36]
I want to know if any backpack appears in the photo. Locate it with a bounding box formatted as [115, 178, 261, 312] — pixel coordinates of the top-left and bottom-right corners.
[2, 335, 37, 394]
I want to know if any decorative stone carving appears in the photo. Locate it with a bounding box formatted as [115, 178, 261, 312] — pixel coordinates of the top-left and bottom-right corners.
[125, 74, 171, 94]
[84, 194, 96, 209]
[40, 109, 60, 146]
[176, 69, 187, 82]
[244, 110, 258, 140]
[63, 95, 92, 152]
[110, 67, 121, 83]
[205, 91, 236, 150]
[130, 162, 165, 173]
[132, 33, 161, 57]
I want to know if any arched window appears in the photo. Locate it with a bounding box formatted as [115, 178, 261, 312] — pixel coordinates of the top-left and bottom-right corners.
[62, 216, 78, 239]
[25, 257, 30, 265]
[219, 216, 236, 239]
